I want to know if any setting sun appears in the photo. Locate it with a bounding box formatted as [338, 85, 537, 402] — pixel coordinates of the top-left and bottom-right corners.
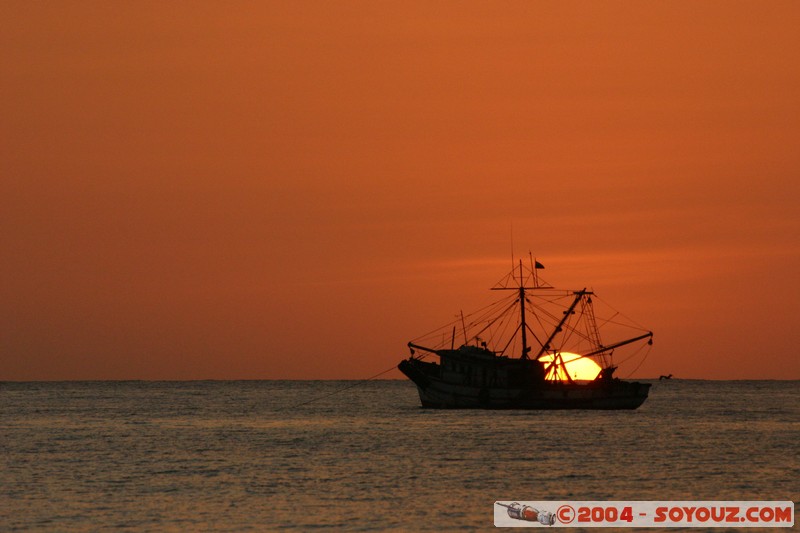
[540, 352, 602, 381]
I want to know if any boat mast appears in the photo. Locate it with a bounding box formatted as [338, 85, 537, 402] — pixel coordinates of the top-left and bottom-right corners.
[518, 260, 530, 359]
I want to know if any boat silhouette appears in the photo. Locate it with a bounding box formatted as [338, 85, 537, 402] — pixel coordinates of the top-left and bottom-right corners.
[398, 258, 653, 409]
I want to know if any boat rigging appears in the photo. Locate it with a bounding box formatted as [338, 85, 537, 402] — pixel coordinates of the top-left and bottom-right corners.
[398, 258, 654, 409]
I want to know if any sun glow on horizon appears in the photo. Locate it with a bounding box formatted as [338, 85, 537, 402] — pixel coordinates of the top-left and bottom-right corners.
[540, 352, 602, 381]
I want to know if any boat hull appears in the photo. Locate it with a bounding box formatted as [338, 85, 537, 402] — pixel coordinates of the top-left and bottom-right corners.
[398, 358, 650, 410]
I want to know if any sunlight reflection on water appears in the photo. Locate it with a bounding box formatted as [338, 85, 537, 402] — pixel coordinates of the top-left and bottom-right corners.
[1, 380, 798, 530]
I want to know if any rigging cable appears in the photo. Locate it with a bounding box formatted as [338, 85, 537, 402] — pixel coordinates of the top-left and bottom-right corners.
[410, 293, 515, 346]
[621, 343, 653, 379]
[593, 293, 650, 331]
[281, 362, 404, 411]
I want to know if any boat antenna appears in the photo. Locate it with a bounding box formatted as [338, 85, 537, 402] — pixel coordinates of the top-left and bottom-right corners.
[460, 310, 468, 346]
[510, 222, 515, 272]
[529, 251, 538, 288]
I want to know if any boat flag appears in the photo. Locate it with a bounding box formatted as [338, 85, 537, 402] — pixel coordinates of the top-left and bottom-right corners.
[534, 260, 545, 269]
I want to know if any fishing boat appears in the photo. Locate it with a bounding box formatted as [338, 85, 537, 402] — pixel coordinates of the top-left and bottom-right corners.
[398, 258, 654, 409]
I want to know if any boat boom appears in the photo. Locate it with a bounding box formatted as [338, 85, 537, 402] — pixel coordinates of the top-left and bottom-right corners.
[407, 342, 439, 356]
[534, 289, 587, 360]
[580, 331, 654, 360]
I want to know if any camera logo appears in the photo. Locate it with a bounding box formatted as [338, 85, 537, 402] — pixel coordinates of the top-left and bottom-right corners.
[496, 502, 556, 525]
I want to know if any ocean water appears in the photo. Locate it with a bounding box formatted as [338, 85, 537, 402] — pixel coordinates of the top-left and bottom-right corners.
[1, 380, 797, 531]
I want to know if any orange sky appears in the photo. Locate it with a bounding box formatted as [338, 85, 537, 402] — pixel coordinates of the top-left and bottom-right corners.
[2, 1, 799, 380]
